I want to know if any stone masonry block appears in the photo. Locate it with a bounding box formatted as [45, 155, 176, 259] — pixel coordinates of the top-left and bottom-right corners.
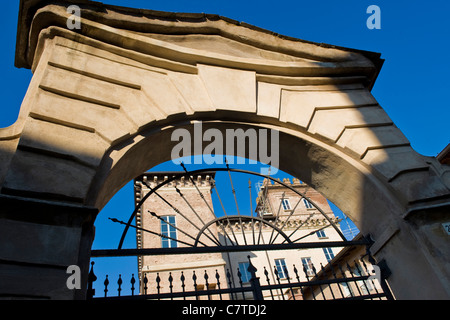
[32, 90, 135, 144]
[279, 89, 377, 128]
[0, 218, 81, 266]
[257, 82, 281, 119]
[308, 106, 393, 141]
[362, 146, 429, 181]
[168, 71, 214, 113]
[198, 64, 256, 113]
[337, 125, 410, 157]
[49, 43, 146, 89]
[20, 118, 109, 167]
[3, 149, 96, 201]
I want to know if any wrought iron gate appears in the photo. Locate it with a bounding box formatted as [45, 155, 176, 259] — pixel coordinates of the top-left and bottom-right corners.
[88, 251, 393, 300]
[89, 165, 394, 300]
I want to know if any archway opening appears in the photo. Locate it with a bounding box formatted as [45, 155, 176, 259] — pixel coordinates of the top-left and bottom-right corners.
[89, 153, 381, 300]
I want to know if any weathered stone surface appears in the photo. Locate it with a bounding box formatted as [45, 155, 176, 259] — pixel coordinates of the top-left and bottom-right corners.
[49, 42, 147, 89]
[279, 89, 378, 128]
[257, 82, 282, 119]
[140, 71, 192, 118]
[0, 138, 19, 186]
[198, 64, 256, 113]
[0, 194, 97, 299]
[3, 149, 96, 201]
[309, 107, 394, 142]
[168, 71, 214, 113]
[390, 170, 450, 203]
[20, 118, 108, 167]
[0, 263, 74, 300]
[0, 0, 447, 299]
[0, 218, 81, 266]
[362, 146, 429, 181]
[442, 170, 450, 189]
[31, 89, 134, 144]
[336, 125, 409, 157]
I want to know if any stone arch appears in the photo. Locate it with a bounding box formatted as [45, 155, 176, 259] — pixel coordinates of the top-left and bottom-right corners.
[90, 121, 399, 237]
[0, 1, 449, 299]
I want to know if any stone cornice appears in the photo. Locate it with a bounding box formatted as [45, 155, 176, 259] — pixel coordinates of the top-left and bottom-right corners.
[16, 0, 383, 88]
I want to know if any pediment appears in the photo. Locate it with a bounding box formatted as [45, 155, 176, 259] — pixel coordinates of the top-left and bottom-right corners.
[16, 0, 383, 86]
[139, 33, 314, 63]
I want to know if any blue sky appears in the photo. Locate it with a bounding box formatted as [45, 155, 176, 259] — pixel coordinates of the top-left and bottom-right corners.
[0, 1, 449, 296]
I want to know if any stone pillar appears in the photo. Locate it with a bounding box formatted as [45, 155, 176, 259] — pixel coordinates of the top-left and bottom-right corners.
[360, 199, 450, 300]
[0, 195, 97, 299]
[399, 204, 450, 299]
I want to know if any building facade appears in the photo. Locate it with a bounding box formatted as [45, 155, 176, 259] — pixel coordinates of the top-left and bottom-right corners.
[134, 172, 228, 299]
[300, 234, 387, 300]
[223, 177, 344, 299]
[134, 171, 377, 300]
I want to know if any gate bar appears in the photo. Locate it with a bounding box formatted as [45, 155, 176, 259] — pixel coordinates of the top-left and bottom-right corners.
[91, 239, 371, 257]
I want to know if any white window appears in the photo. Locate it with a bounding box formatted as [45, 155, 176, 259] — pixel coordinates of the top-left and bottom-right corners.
[301, 257, 315, 276]
[340, 282, 354, 298]
[323, 247, 335, 262]
[275, 259, 288, 279]
[303, 199, 313, 209]
[316, 230, 327, 239]
[238, 262, 252, 283]
[161, 216, 177, 248]
[281, 199, 291, 210]
[353, 266, 373, 294]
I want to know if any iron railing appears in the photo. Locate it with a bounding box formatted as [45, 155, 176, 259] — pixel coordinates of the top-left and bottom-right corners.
[87, 254, 393, 300]
[88, 167, 394, 301]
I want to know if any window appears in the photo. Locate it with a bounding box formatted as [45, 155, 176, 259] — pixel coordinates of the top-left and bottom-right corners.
[238, 262, 252, 283]
[316, 230, 327, 239]
[257, 203, 271, 216]
[340, 282, 354, 298]
[301, 257, 315, 276]
[274, 259, 288, 279]
[303, 199, 313, 209]
[161, 216, 177, 248]
[353, 266, 373, 294]
[281, 199, 291, 210]
[323, 247, 335, 262]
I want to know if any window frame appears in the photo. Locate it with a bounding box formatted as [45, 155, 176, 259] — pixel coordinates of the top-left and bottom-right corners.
[353, 265, 374, 294]
[238, 261, 252, 283]
[274, 258, 288, 279]
[322, 247, 335, 262]
[340, 282, 354, 298]
[316, 229, 327, 239]
[281, 198, 291, 211]
[301, 257, 315, 277]
[303, 198, 314, 209]
[160, 215, 178, 248]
